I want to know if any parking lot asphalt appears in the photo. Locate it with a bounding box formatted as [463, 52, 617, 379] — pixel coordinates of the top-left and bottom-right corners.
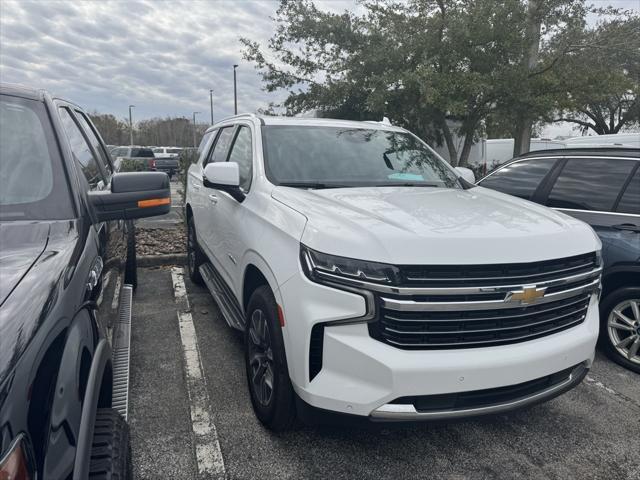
[129, 267, 640, 480]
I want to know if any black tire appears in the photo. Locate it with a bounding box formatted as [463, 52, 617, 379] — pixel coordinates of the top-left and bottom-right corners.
[124, 223, 137, 290]
[187, 217, 205, 285]
[599, 286, 640, 374]
[89, 408, 132, 480]
[245, 285, 296, 431]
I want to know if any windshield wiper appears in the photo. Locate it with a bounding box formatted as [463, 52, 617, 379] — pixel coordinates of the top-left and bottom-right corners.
[278, 182, 350, 189]
[375, 182, 441, 187]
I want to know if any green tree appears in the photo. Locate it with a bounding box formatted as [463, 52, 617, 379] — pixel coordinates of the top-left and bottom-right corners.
[550, 15, 640, 134]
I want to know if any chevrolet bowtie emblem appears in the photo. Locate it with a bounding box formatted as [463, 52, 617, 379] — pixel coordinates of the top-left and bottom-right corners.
[505, 285, 547, 305]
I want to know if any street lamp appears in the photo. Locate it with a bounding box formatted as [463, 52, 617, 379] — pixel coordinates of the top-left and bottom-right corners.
[128, 105, 135, 146]
[233, 64, 238, 115]
[192, 111, 200, 148]
[209, 89, 214, 125]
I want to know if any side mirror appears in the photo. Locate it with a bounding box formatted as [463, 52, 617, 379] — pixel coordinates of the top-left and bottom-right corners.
[203, 162, 245, 202]
[88, 172, 171, 222]
[455, 167, 475, 184]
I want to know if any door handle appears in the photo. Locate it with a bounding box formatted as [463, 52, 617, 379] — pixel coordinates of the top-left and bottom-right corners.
[612, 223, 640, 233]
[208, 194, 218, 205]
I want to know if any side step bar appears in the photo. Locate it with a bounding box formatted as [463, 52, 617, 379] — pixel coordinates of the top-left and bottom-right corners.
[111, 284, 133, 420]
[200, 263, 246, 331]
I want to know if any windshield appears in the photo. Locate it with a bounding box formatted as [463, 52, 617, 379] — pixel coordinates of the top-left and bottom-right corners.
[0, 95, 74, 220]
[167, 148, 182, 154]
[262, 126, 460, 188]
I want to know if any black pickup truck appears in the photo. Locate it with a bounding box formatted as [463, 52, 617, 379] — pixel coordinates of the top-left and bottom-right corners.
[0, 84, 170, 479]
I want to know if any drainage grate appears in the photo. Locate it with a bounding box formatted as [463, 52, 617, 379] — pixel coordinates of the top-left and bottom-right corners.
[111, 284, 133, 420]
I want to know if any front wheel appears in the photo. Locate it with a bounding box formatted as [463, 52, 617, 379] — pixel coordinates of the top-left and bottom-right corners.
[186, 218, 204, 285]
[600, 287, 640, 374]
[245, 285, 296, 431]
[89, 408, 132, 479]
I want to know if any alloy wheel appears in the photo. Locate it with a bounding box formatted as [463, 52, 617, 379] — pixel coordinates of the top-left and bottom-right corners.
[248, 309, 275, 407]
[607, 299, 640, 365]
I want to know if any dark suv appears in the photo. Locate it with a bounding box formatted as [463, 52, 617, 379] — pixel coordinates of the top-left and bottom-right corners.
[0, 84, 170, 479]
[478, 148, 639, 373]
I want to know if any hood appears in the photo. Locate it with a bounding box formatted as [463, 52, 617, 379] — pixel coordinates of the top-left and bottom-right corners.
[272, 185, 600, 264]
[0, 222, 49, 306]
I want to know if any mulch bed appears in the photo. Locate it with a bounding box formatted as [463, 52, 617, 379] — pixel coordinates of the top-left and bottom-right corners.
[136, 226, 186, 256]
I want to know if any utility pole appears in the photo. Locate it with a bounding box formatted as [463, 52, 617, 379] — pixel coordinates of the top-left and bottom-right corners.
[192, 111, 200, 148]
[128, 105, 135, 146]
[209, 89, 214, 125]
[233, 64, 238, 115]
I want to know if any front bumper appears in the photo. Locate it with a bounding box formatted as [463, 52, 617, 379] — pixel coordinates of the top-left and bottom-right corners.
[278, 271, 599, 419]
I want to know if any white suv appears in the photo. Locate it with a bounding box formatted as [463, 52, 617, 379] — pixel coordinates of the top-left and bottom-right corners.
[185, 114, 602, 430]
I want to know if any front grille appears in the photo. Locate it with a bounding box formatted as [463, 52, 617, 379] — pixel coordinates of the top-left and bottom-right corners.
[399, 252, 597, 287]
[371, 295, 590, 349]
[368, 253, 600, 350]
[389, 365, 576, 412]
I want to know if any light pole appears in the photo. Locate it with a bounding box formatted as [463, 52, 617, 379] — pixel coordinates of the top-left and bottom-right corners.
[233, 64, 238, 115]
[192, 111, 200, 147]
[128, 105, 135, 146]
[209, 89, 214, 125]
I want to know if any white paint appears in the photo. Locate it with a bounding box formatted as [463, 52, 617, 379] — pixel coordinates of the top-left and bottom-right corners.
[585, 375, 620, 396]
[171, 267, 226, 479]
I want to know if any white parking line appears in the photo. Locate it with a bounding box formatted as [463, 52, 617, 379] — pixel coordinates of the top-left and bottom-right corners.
[171, 267, 226, 479]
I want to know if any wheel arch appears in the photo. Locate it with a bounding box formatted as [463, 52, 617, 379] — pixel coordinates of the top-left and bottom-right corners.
[241, 255, 283, 313]
[602, 265, 640, 300]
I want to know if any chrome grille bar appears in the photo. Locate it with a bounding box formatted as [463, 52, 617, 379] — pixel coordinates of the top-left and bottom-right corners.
[380, 279, 599, 312]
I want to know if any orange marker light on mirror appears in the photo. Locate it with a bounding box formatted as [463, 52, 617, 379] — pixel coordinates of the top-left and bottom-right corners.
[137, 197, 170, 208]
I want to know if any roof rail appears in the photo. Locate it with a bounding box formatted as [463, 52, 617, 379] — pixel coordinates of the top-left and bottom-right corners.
[364, 116, 393, 126]
[214, 112, 261, 124]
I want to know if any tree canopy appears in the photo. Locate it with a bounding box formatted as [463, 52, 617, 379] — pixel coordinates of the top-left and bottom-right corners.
[242, 0, 639, 166]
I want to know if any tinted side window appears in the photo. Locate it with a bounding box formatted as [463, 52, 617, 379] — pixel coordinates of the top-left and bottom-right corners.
[75, 110, 112, 177]
[228, 126, 253, 192]
[617, 167, 639, 215]
[59, 107, 104, 190]
[479, 159, 556, 200]
[547, 159, 635, 212]
[208, 127, 235, 164]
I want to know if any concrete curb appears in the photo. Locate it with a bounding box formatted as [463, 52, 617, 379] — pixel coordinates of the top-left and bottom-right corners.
[137, 254, 187, 267]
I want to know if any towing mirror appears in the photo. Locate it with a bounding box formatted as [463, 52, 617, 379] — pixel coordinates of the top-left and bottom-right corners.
[203, 162, 245, 202]
[88, 171, 171, 222]
[455, 167, 475, 184]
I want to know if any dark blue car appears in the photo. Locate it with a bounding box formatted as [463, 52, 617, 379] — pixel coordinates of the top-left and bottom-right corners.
[478, 148, 640, 373]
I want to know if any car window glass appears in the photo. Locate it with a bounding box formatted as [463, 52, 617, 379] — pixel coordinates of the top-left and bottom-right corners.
[478, 159, 556, 200]
[131, 148, 154, 158]
[547, 158, 635, 212]
[617, 167, 639, 215]
[58, 107, 104, 190]
[75, 110, 112, 177]
[227, 126, 253, 192]
[197, 130, 215, 164]
[208, 127, 235, 164]
[0, 95, 74, 220]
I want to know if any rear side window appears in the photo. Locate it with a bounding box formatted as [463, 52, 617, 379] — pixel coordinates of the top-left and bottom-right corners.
[59, 107, 104, 190]
[207, 127, 235, 164]
[479, 159, 557, 200]
[227, 126, 253, 192]
[546, 159, 636, 212]
[0, 95, 74, 220]
[617, 167, 639, 215]
[131, 148, 154, 158]
[75, 111, 112, 177]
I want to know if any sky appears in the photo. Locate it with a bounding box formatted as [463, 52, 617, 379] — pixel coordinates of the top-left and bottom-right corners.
[1, 0, 638, 138]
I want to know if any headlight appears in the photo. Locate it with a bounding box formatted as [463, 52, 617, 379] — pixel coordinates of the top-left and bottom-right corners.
[300, 244, 400, 286]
